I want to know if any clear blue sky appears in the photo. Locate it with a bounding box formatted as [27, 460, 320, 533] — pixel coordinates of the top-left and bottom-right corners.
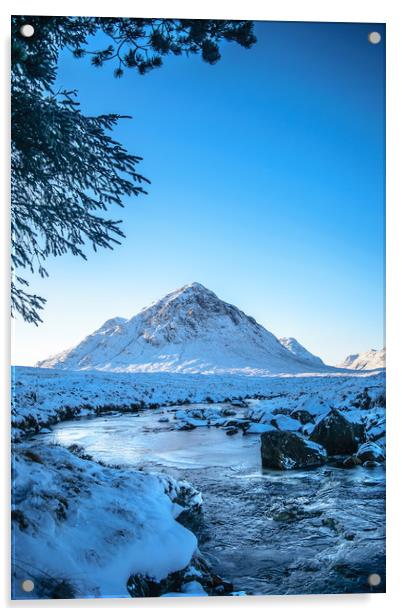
[12, 20, 385, 366]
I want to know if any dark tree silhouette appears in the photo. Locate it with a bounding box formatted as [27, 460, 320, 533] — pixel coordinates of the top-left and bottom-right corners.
[11, 16, 256, 324]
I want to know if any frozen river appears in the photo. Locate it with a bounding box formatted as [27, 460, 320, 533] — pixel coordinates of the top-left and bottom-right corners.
[36, 405, 386, 595]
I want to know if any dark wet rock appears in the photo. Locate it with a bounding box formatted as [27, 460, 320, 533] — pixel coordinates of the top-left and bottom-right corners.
[176, 422, 197, 431]
[343, 455, 361, 468]
[188, 409, 206, 419]
[344, 531, 356, 541]
[373, 391, 386, 408]
[211, 577, 234, 594]
[231, 400, 248, 408]
[362, 460, 381, 468]
[343, 442, 385, 468]
[127, 573, 156, 597]
[221, 408, 237, 417]
[268, 496, 323, 522]
[356, 442, 385, 463]
[321, 516, 343, 533]
[127, 553, 233, 597]
[34, 577, 76, 599]
[351, 388, 373, 410]
[310, 409, 366, 455]
[260, 430, 327, 470]
[290, 410, 316, 425]
[272, 408, 292, 416]
[224, 419, 250, 429]
[226, 428, 238, 436]
[11, 509, 28, 531]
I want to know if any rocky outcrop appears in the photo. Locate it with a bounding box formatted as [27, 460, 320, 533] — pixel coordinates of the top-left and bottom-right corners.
[310, 409, 366, 455]
[260, 431, 327, 470]
[127, 553, 233, 597]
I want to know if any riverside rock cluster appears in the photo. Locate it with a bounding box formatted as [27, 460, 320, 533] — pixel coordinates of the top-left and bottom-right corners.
[260, 409, 383, 470]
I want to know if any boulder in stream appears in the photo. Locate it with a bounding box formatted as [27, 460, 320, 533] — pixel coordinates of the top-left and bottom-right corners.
[310, 409, 366, 455]
[356, 441, 385, 463]
[260, 430, 327, 470]
[225, 428, 238, 436]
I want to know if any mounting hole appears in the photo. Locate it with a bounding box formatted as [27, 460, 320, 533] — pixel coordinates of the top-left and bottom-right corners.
[20, 24, 35, 38]
[368, 31, 381, 45]
[21, 579, 34, 592]
[368, 573, 381, 587]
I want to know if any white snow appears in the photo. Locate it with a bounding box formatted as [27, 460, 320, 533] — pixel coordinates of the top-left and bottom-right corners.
[272, 414, 302, 432]
[338, 347, 385, 370]
[11, 443, 200, 599]
[36, 283, 342, 375]
[279, 337, 324, 367]
[244, 422, 276, 434]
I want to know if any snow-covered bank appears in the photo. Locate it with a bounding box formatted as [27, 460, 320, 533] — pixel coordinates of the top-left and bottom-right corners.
[12, 366, 385, 441]
[12, 441, 202, 599]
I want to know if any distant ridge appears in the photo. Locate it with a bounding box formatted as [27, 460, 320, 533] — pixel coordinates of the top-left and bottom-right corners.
[279, 337, 325, 368]
[338, 347, 385, 371]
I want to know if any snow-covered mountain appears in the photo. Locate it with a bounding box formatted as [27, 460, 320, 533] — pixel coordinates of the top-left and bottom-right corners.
[279, 337, 325, 368]
[37, 282, 333, 375]
[338, 348, 385, 371]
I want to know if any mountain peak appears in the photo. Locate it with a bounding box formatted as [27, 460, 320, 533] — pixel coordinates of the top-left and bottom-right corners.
[135, 282, 251, 345]
[163, 282, 217, 304]
[182, 281, 209, 292]
[37, 284, 333, 375]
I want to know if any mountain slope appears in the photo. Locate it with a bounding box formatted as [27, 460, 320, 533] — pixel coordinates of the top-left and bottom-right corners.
[37, 283, 334, 375]
[279, 337, 325, 368]
[338, 348, 385, 371]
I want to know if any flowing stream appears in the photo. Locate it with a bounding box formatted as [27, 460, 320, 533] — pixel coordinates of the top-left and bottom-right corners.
[35, 404, 386, 595]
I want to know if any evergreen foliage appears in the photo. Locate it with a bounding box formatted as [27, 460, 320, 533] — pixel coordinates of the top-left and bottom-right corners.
[11, 16, 256, 324]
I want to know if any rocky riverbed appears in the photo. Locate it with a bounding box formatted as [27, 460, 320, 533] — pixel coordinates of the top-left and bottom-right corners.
[28, 398, 385, 596]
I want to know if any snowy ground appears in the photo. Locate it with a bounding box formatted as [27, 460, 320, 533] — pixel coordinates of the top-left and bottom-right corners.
[11, 366, 385, 599]
[12, 366, 385, 440]
[12, 442, 202, 599]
